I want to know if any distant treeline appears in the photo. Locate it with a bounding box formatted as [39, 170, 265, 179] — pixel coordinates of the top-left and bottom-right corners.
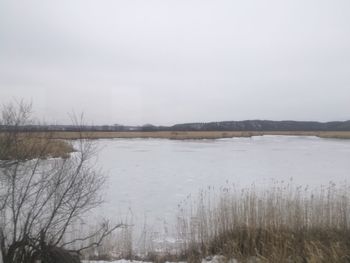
[1, 120, 350, 132]
[170, 120, 350, 131]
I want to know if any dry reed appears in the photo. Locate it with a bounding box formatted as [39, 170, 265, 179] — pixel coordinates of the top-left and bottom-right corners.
[176, 180, 350, 262]
[0, 136, 74, 160]
[8, 131, 350, 140]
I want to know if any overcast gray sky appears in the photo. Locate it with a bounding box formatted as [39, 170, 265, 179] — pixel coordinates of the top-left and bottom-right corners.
[0, 0, 349, 125]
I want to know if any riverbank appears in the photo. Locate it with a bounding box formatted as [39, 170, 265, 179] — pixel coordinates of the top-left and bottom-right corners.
[1, 130, 349, 160]
[0, 136, 74, 160]
[29, 130, 350, 140]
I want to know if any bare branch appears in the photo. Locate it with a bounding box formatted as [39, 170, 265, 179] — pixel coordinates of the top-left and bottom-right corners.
[0, 101, 116, 263]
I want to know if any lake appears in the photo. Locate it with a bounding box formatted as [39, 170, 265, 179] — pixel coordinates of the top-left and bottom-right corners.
[88, 136, 350, 249]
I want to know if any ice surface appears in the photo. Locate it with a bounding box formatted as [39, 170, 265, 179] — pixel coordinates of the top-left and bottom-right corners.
[84, 136, 350, 248]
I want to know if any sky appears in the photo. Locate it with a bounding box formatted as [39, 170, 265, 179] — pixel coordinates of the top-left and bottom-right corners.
[0, 0, 349, 125]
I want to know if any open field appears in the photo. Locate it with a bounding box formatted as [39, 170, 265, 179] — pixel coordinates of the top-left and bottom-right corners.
[21, 130, 350, 140]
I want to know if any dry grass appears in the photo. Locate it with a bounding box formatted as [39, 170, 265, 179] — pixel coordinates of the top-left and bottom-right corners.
[177, 181, 350, 262]
[41, 131, 255, 140]
[316, 131, 350, 139]
[0, 135, 74, 160]
[7, 130, 350, 140]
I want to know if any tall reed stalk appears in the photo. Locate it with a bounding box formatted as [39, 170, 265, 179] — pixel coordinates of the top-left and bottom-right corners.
[177, 180, 350, 262]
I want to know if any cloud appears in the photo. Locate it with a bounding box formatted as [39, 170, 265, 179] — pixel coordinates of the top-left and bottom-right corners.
[1, 0, 350, 124]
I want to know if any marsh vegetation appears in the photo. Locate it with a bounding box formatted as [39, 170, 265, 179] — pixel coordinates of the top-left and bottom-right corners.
[177, 182, 350, 262]
[11, 130, 350, 141]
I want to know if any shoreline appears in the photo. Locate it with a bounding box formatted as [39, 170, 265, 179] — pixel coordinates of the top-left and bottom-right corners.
[23, 130, 350, 140]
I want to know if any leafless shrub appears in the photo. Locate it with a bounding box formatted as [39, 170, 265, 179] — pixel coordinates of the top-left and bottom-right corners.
[0, 101, 122, 263]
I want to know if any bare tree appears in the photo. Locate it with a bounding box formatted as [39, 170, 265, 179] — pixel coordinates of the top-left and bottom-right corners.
[0, 101, 121, 263]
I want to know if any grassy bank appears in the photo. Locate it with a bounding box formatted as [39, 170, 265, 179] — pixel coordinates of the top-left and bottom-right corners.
[10, 130, 350, 140]
[84, 181, 350, 263]
[176, 182, 350, 262]
[1, 130, 347, 160]
[0, 136, 74, 160]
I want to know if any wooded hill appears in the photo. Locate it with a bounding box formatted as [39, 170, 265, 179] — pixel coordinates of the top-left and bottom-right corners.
[169, 120, 350, 132]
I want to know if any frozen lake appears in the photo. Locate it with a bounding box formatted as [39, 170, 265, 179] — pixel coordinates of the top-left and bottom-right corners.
[89, 136, 350, 247]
